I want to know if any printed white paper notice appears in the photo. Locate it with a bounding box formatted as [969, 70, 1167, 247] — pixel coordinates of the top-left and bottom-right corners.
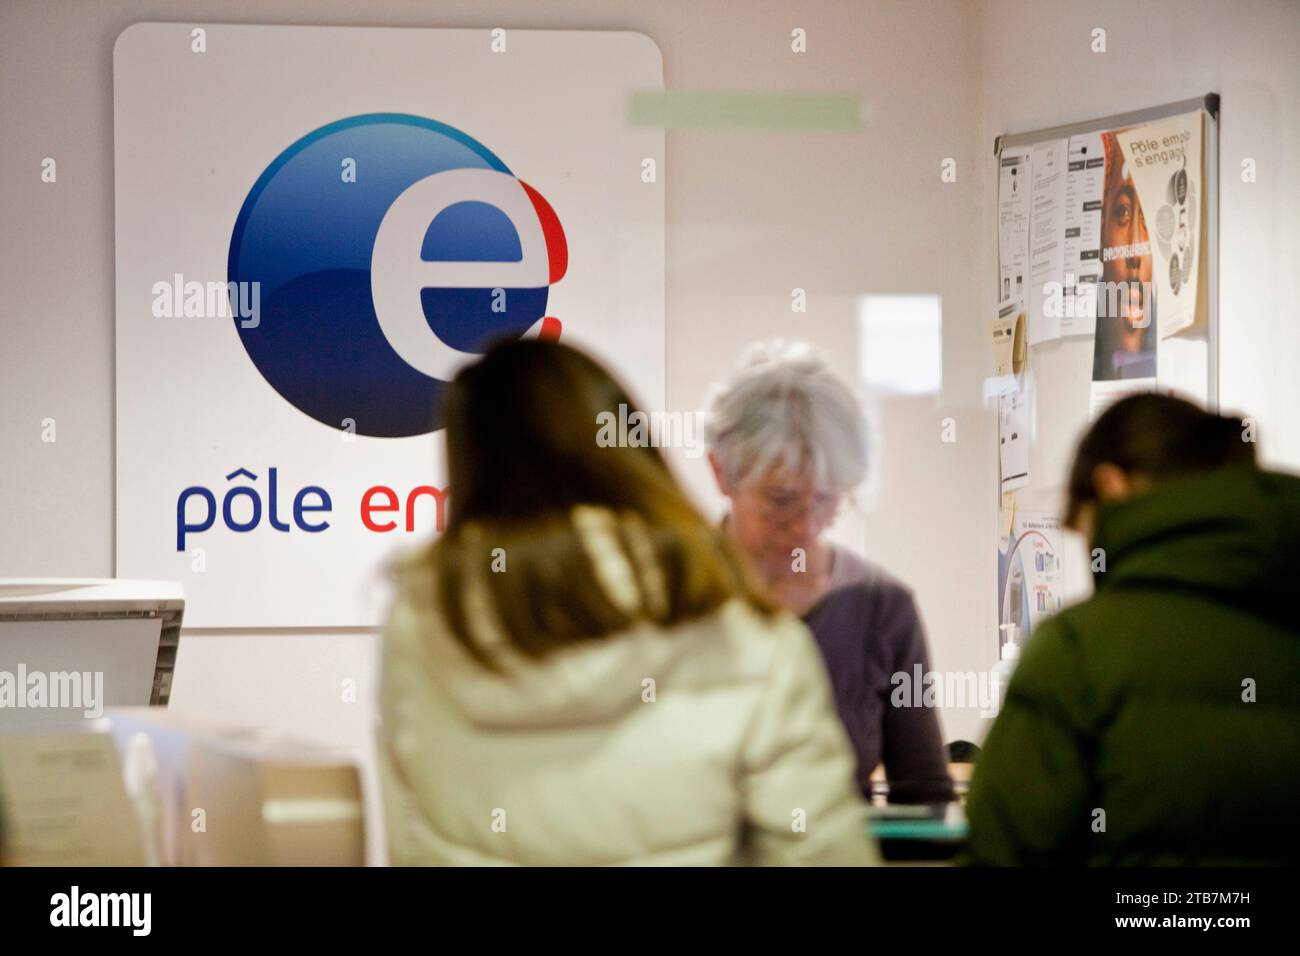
[1027, 139, 1067, 343]
[1062, 132, 1104, 337]
[998, 384, 1030, 493]
[0, 733, 146, 866]
[998, 148, 1032, 310]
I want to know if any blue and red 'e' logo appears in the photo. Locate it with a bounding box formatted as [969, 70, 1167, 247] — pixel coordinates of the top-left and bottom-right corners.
[228, 113, 566, 438]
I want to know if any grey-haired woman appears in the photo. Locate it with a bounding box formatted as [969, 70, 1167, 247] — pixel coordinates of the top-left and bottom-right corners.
[706, 341, 953, 804]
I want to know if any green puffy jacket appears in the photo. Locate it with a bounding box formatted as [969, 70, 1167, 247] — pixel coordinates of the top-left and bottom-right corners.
[966, 464, 1300, 865]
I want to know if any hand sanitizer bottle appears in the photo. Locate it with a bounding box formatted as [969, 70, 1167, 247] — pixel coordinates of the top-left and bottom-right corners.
[993, 623, 1022, 715]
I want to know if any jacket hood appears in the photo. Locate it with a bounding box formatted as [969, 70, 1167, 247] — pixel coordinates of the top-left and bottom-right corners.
[1093, 465, 1300, 632]
[396, 584, 760, 731]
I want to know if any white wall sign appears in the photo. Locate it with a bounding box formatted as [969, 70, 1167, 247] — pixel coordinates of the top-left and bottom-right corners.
[114, 23, 665, 627]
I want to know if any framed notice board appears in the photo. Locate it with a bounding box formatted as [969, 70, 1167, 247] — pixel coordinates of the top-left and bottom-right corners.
[991, 94, 1219, 655]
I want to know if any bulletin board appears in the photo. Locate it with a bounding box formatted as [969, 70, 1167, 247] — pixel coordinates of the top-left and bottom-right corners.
[991, 94, 1219, 654]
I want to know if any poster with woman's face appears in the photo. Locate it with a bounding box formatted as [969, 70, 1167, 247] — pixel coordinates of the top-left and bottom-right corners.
[1091, 130, 1157, 382]
[1115, 113, 1203, 339]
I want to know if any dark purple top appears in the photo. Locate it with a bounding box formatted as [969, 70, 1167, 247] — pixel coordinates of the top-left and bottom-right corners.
[801, 548, 955, 803]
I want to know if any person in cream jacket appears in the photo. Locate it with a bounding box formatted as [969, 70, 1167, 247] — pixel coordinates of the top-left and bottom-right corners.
[378, 578, 877, 867]
[376, 339, 877, 867]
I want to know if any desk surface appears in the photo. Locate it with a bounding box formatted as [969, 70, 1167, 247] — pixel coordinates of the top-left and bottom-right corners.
[870, 817, 968, 842]
[869, 803, 968, 863]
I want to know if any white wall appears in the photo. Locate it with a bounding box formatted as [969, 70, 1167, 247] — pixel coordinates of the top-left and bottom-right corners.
[2, 0, 1297, 858]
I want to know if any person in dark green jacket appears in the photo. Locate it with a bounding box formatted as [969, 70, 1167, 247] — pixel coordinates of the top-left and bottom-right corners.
[966, 394, 1300, 865]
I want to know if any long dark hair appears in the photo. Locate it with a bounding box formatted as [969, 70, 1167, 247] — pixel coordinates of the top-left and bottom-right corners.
[1065, 393, 1256, 528]
[411, 338, 776, 664]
